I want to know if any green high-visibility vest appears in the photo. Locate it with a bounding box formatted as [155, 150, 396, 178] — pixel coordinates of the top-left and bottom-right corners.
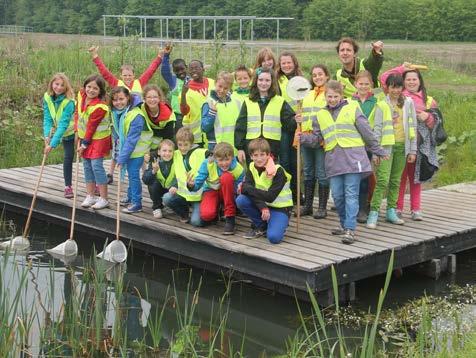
[317, 101, 365, 152]
[182, 78, 215, 144]
[301, 90, 326, 132]
[76, 92, 110, 140]
[244, 96, 285, 141]
[278, 76, 299, 112]
[209, 97, 241, 149]
[141, 103, 176, 150]
[155, 161, 175, 188]
[117, 79, 142, 96]
[206, 160, 243, 190]
[174, 148, 208, 202]
[249, 163, 292, 208]
[336, 59, 383, 100]
[43, 93, 75, 138]
[122, 107, 153, 158]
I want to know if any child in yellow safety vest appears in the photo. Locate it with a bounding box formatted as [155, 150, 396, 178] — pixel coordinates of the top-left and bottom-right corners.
[162, 127, 209, 226]
[201, 71, 241, 151]
[298, 64, 330, 219]
[142, 139, 177, 219]
[231, 65, 252, 105]
[366, 74, 417, 229]
[110, 86, 152, 214]
[76, 75, 111, 210]
[236, 138, 293, 244]
[298, 80, 388, 245]
[190, 142, 244, 235]
[42, 73, 76, 198]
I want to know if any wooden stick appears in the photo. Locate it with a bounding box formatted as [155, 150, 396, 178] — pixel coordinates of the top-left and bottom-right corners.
[116, 170, 121, 241]
[68, 146, 80, 241]
[296, 101, 302, 234]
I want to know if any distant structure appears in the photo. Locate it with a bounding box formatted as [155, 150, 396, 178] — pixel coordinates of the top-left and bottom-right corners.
[0, 25, 33, 36]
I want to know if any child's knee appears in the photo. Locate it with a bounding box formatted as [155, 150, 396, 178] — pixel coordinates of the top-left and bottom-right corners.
[267, 232, 284, 244]
[235, 194, 248, 209]
[162, 193, 173, 205]
[220, 171, 234, 185]
[200, 208, 216, 222]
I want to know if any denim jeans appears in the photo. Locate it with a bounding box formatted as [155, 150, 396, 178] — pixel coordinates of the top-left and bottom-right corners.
[62, 135, 75, 187]
[162, 192, 203, 227]
[301, 145, 328, 187]
[236, 194, 289, 244]
[83, 157, 107, 185]
[329, 173, 362, 230]
[125, 157, 144, 206]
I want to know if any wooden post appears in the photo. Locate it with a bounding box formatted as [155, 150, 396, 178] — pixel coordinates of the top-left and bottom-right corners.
[296, 101, 302, 233]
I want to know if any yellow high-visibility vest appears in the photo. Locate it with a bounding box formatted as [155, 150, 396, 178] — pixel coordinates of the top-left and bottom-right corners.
[117, 79, 142, 96]
[156, 161, 176, 188]
[206, 160, 243, 190]
[209, 97, 241, 149]
[43, 93, 75, 137]
[278, 76, 299, 112]
[301, 90, 326, 132]
[122, 107, 153, 158]
[141, 103, 176, 149]
[76, 92, 110, 140]
[244, 96, 285, 141]
[249, 163, 292, 208]
[174, 148, 208, 202]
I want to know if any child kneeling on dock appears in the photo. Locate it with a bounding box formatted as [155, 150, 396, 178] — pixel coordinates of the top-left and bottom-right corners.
[236, 138, 293, 244]
[190, 142, 244, 235]
[142, 139, 176, 218]
[162, 127, 208, 226]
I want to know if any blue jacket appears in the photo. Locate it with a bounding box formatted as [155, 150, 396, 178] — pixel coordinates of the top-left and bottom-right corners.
[193, 157, 243, 192]
[161, 53, 176, 91]
[116, 94, 146, 165]
[43, 94, 75, 147]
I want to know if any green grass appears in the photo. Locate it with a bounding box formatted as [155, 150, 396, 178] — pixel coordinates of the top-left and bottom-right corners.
[0, 35, 475, 185]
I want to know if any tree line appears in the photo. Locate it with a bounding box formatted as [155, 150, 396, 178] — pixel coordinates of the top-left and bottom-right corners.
[1, 0, 475, 41]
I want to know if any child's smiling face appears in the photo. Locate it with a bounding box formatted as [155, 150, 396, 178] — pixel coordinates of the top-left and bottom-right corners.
[159, 144, 174, 161]
[177, 140, 192, 155]
[216, 157, 232, 171]
[311, 67, 329, 88]
[112, 92, 129, 110]
[120, 69, 135, 86]
[52, 78, 66, 96]
[85, 81, 100, 99]
[235, 70, 251, 89]
[251, 150, 270, 168]
[215, 79, 230, 99]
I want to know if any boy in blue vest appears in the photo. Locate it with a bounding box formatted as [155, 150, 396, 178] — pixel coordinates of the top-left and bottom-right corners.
[236, 138, 293, 244]
[190, 142, 244, 235]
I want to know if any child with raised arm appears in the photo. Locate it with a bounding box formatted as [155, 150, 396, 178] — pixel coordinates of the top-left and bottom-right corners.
[298, 80, 388, 244]
[236, 138, 293, 244]
[142, 139, 176, 219]
[180, 60, 215, 146]
[162, 127, 209, 226]
[366, 74, 417, 228]
[88, 45, 162, 96]
[201, 71, 241, 152]
[191, 142, 244, 235]
[160, 44, 189, 134]
[42, 73, 76, 198]
[76, 75, 111, 210]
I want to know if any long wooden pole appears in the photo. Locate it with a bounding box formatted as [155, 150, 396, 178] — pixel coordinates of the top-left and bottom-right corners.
[116, 171, 121, 241]
[296, 101, 303, 233]
[68, 147, 80, 241]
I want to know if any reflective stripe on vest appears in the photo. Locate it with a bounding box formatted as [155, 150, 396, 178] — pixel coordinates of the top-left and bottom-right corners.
[368, 101, 395, 146]
[174, 148, 207, 201]
[123, 107, 153, 158]
[212, 97, 241, 148]
[117, 79, 143, 96]
[278, 76, 299, 111]
[249, 163, 293, 208]
[301, 91, 326, 132]
[77, 92, 110, 140]
[156, 161, 176, 188]
[43, 93, 75, 137]
[317, 102, 365, 151]
[244, 96, 285, 141]
[206, 160, 243, 190]
[182, 78, 215, 144]
[425, 96, 433, 110]
[141, 104, 176, 149]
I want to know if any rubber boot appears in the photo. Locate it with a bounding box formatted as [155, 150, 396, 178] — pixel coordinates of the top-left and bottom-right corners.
[313, 185, 329, 219]
[296, 180, 315, 217]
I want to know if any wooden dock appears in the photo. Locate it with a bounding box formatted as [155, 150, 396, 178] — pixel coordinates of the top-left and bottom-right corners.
[1, 162, 475, 301]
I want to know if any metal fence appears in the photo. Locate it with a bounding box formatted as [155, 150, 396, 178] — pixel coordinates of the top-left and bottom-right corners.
[0, 25, 34, 35]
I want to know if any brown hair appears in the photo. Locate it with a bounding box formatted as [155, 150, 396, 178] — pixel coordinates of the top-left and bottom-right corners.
[175, 127, 194, 144]
[336, 37, 359, 54]
[109, 86, 131, 107]
[277, 51, 303, 78]
[234, 64, 252, 79]
[216, 71, 234, 89]
[355, 70, 374, 86]
[143, 84, 166, 102]
[248, 138, 271, 155]
[213, 142, 234, 160]
[309, 64, 330, 89]
[253, 47, 276, 71]
[249, 67, 279, 102]
[83, 75, 107, 100]
[159, 139, 175, 150]
[120, 64, 134, 74]
[47, 73, 74, 99]
[325, 80, 344, 95]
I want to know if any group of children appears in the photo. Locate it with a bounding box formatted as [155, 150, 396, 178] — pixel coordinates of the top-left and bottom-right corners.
[42, 37, 441, 245]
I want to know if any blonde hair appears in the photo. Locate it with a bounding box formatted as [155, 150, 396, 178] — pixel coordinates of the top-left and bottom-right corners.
[216, 71, 234, 89]
[47, 73, 74, 99]
[213, 142, 234, 160]
[248, 138, 271, 155]
[143, 84, 166, 101]
[355, 70, 374, 86]
[175, 127, 194, 144]
[120, 64, 134, 73]
[159, 139, 175, 150]
[253, 47, 276, 71]
[325, 80, 344, 95]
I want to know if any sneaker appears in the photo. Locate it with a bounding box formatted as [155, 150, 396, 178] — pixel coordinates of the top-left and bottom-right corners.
[223, 217, 235, 235]
[120, 197, 131, 207]
[64, 186, 74, 199]
[386, 208, 405, 225]
[152, 208, 163, 218]
[366, 210, 379, 229]
[341, 229, 356, 245]
[243, 227, 266, 239]
[331, 227, 345, 235]
[107, 174, 114, 185]
[411, 211, 423, 221]
[179, 213, 190, 223]
[91, 197, 109, 210]
[122, 203, 142, 214]
[81, 195, 97, 208]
